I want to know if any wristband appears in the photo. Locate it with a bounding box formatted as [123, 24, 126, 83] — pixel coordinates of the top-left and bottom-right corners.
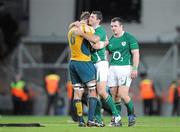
[132, 66, 138, 71]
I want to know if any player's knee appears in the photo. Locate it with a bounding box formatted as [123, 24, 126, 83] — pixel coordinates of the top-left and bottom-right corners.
[73, 90, 79, 99]
[73, 83, 84, 99]
[86, 80, 96, 90]
[97, 86, 105, 94]
[86, 80, 97, 97]
[121, 95, 130, 102]
[73, 83, 85, 90]
[115, 95, 121, 102]
[111, 93, 116, 100]
[98, 89, 108, 98]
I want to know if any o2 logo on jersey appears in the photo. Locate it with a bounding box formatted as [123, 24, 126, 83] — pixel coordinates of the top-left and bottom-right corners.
[113, 51, 123, 61]
[121, 41, 126, 46]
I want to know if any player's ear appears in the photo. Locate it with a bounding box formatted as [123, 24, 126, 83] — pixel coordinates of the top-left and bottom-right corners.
[97, 19, 101, 24]
[120, 24, 123, 29]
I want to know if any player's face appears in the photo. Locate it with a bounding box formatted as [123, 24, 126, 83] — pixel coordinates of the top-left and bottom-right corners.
[111, 21, 123, 36]
[89, 13, 99, 26]
[84, 19, 89, 24]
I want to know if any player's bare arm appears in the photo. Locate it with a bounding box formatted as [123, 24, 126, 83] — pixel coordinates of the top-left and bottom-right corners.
[77, 28, 100, 43]
[91, 35, 109, 49]
[131, 49, 139, 79]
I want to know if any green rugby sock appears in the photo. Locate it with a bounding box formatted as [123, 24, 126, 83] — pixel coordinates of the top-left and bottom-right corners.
[94, 99, 103, 122]
[125, 99, 134, 115]
[105, 95, 119, 116]
[115, 102, 121, 115]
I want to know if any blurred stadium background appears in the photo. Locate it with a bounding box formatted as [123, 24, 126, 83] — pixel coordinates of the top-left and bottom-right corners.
[0, 0, 180, 117]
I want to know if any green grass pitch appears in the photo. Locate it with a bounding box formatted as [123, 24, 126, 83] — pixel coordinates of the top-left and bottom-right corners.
[0, 116, 180, 132]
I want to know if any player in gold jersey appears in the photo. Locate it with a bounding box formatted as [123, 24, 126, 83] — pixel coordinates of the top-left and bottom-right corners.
[68, 12, 98, 127]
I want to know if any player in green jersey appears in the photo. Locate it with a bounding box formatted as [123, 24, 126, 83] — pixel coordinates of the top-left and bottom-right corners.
[79, 11, 121, 127]
[107, 17, 140, 127]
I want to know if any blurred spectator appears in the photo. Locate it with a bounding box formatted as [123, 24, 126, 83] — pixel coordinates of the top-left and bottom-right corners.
[65, 81, 73, 115]
[26, 83, 37, 115]
[10, 74, 29, 115]
[66, 81, 73, 102]
[44, 72, 60, 115]
[139, 72, 156, 116]
[54, 93, 65, 115]
[169, 79, 180, 116]
[177, 78, 180, 116]
[153, 79, 162, 115]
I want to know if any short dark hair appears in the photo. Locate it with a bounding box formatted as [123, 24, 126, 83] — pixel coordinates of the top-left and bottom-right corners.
[92, 11, 103, 23]
[80, 11, 90, 21]
[111, 17, 124, 25]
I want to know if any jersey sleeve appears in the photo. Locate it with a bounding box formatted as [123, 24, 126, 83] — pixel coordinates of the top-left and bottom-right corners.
[127, 33, 139, 50]
[95, 28, 106, 41]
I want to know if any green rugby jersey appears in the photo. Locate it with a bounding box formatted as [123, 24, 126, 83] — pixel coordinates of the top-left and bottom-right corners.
[91, 26, 107, 63]
[107, 32, 139, 66]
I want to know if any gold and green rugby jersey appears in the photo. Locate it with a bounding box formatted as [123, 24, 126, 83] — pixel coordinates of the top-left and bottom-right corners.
[68, 24, 95, 61]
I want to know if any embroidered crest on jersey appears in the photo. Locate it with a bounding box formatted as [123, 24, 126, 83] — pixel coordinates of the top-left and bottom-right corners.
[121, 41, 126, 46]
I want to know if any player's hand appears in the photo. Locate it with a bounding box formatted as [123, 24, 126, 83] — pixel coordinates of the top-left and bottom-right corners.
[91, 43, 99, 49]
[131, 70, 138, 79]
[75, 27, 83, 36]
[92, 41, 105, 49]
[74, 21, 81, 27]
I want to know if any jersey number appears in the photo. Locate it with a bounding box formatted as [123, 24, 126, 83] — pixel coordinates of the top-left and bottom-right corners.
[70, 33, 75, 45]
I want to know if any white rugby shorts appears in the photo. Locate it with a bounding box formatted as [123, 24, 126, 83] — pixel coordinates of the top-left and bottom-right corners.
[107, 65, 132, 87]
[94, 61, 109, 82]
